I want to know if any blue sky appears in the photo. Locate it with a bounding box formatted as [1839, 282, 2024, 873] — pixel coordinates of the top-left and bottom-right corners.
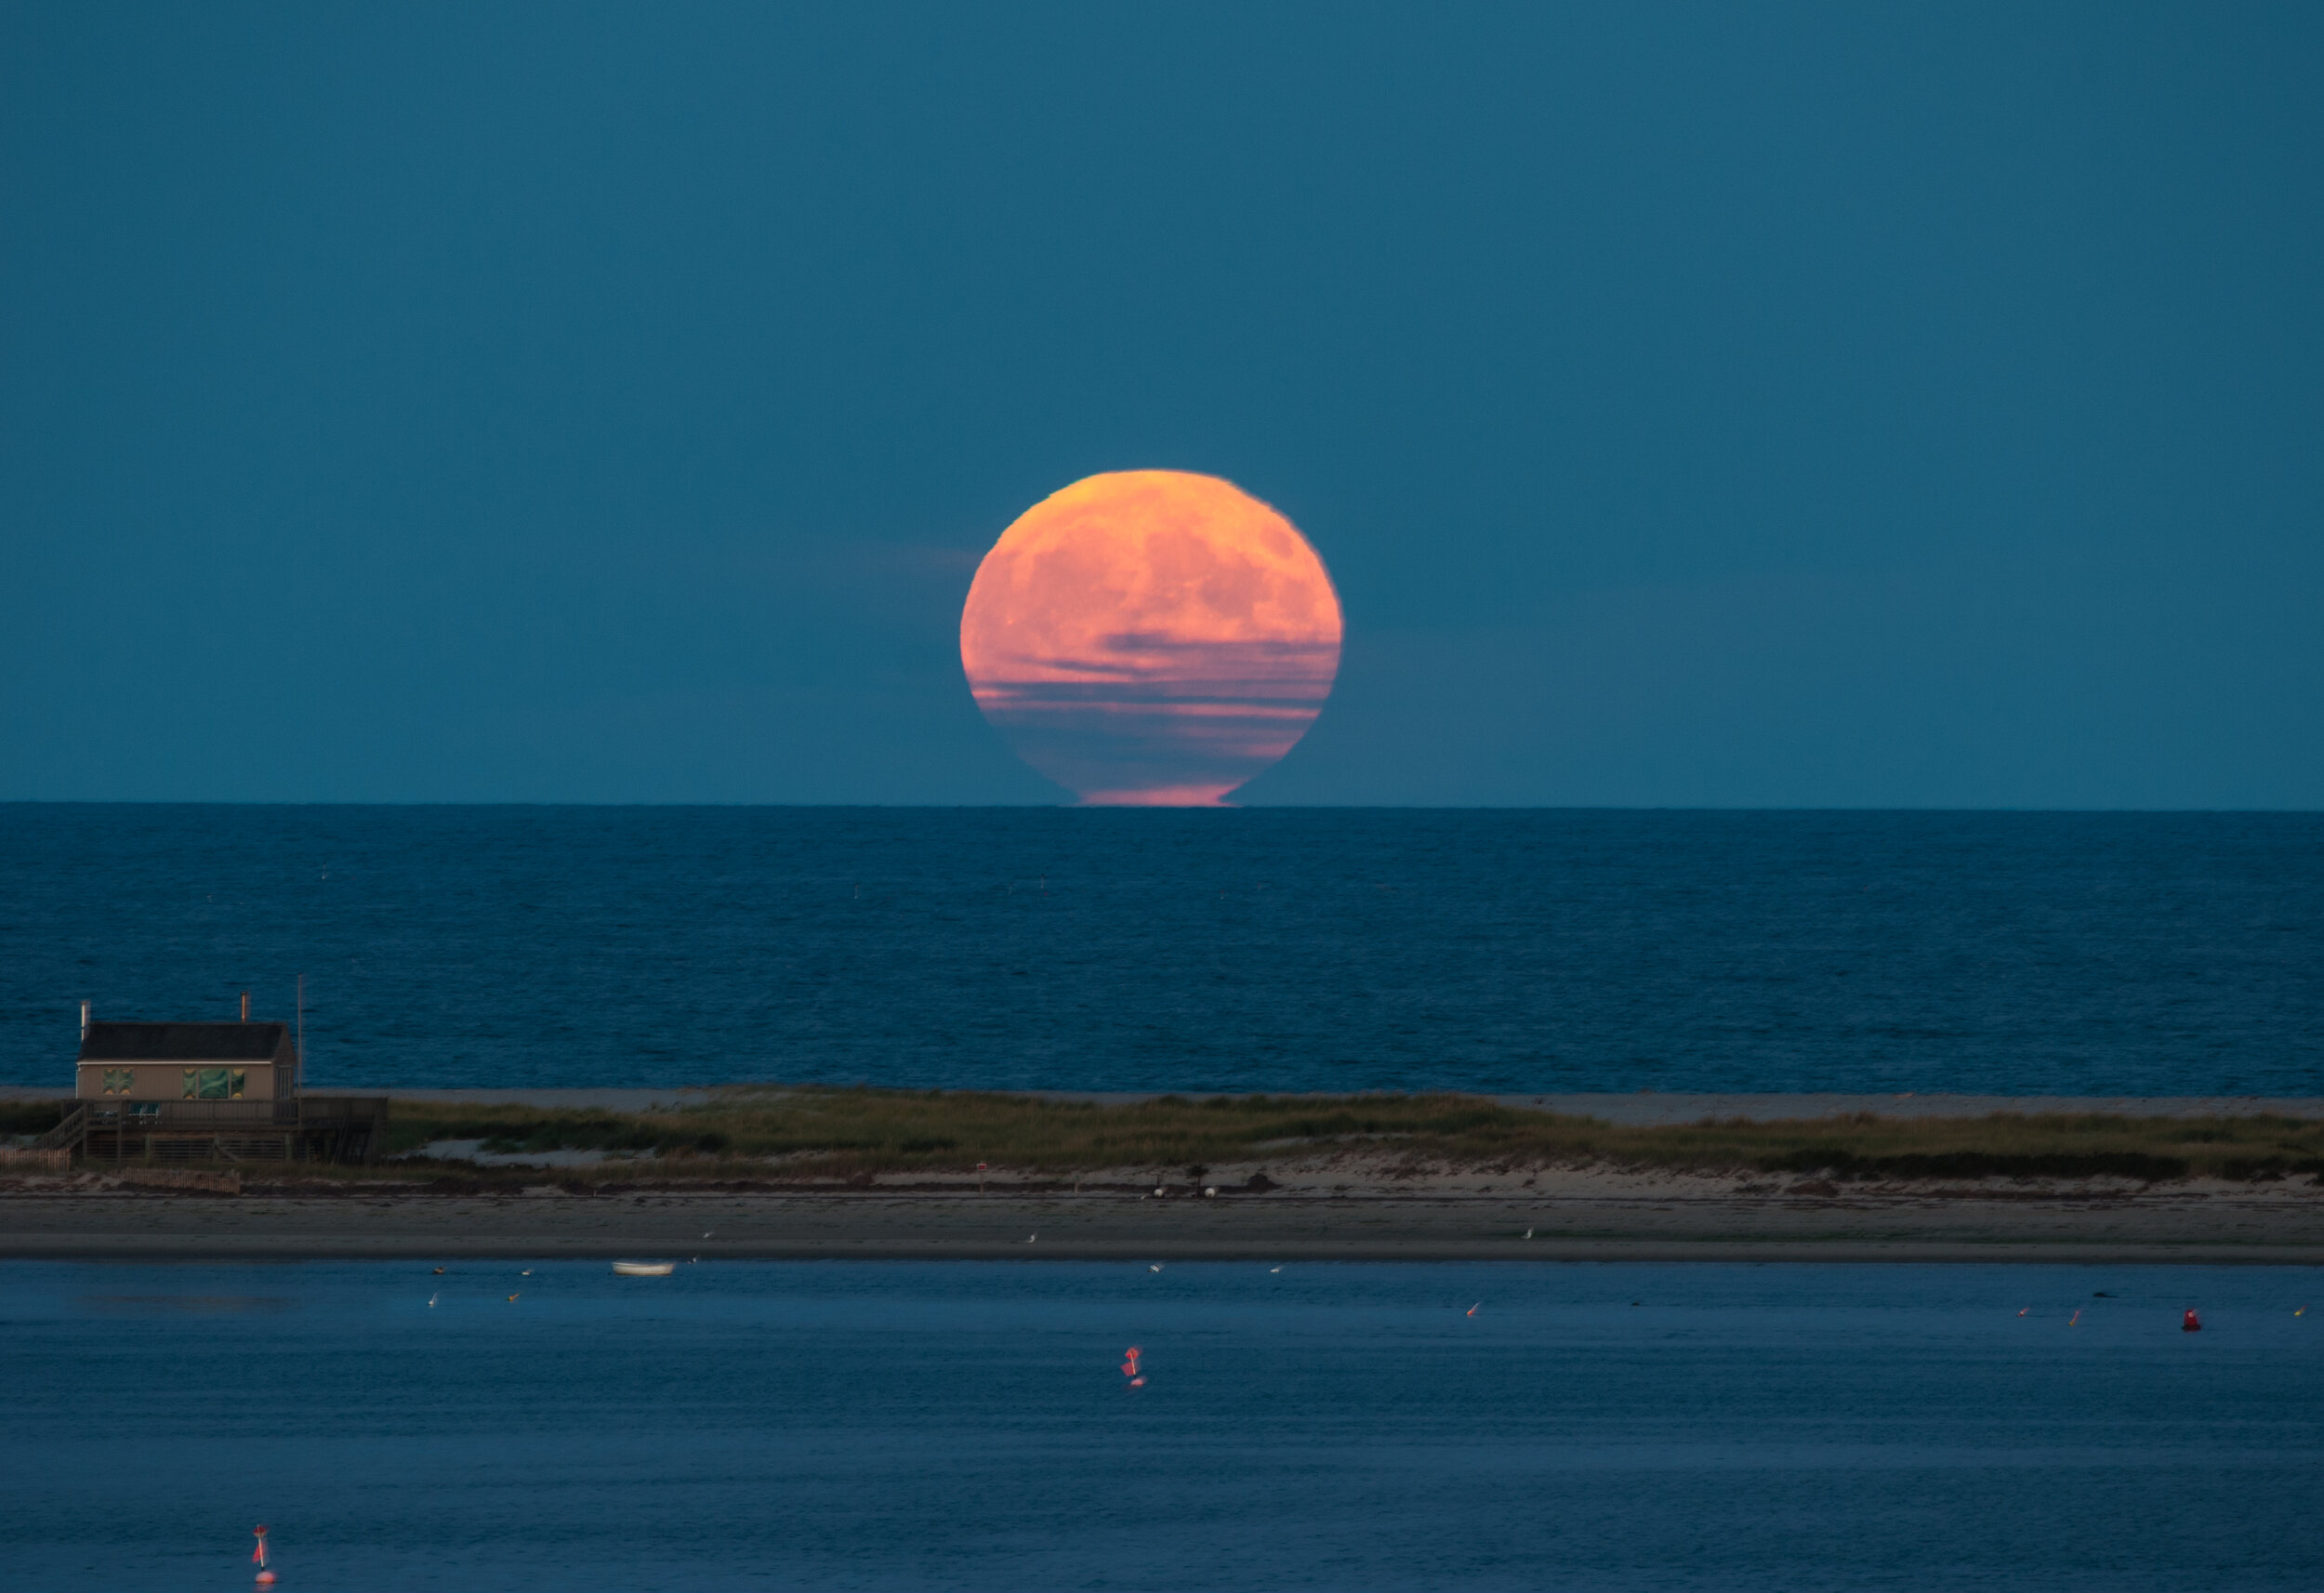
[4, 2, 2318, 805]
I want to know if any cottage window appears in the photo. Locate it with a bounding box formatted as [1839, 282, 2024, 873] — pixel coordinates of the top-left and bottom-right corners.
[182, 1068, 245, 1100]
[101, 1069, 134, 1095]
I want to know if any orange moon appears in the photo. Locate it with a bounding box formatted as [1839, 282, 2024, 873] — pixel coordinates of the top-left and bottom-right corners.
[960, 471, 1343, 805]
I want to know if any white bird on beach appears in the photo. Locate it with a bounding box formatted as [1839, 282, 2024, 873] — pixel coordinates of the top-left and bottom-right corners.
[1524, 1229, 1533, 1239]
[1027, 1234, 1037, 1244]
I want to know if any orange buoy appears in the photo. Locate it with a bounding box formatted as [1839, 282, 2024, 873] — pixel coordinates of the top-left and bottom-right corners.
[2183, 1309, 2202, 1333]
[253, 1523, 275, 1584]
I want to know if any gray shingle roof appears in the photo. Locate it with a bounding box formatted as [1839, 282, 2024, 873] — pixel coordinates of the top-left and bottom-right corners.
[78, 1021, 291, 1062]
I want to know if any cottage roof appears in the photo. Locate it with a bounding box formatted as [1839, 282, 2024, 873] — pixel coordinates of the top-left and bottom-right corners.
[79, 1021, 290, 1062]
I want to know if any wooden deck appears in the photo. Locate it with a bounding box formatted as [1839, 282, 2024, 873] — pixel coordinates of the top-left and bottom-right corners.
[39, 1096, 389, 1165]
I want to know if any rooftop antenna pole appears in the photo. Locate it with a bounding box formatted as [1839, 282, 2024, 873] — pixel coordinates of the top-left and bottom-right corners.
[296, 974, 305, 1089]
[80, 1000, 89, 1042]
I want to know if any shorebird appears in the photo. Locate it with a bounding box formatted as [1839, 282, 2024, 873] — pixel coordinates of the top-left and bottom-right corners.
[1026, 1234, 1037, 1244]
[1523, 1228, 1533, 1239]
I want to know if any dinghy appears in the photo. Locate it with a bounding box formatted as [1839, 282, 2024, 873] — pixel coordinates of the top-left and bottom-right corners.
[612, 1260, 677, 1277]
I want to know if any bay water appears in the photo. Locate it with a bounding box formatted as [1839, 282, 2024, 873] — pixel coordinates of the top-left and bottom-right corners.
[2, 1258, 2318, 1591]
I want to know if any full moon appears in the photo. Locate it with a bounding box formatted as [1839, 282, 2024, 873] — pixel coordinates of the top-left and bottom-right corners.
[960, 470, 1343, 805]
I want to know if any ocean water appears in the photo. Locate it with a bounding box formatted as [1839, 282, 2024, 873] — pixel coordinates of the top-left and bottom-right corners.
[1, 805, 2318, 1096]
[1, 1259, 2318, 1591]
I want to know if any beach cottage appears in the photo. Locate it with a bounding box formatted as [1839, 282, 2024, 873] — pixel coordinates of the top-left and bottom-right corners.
[77, 1017, 300, 1104]
[45, 997, 387, 1164]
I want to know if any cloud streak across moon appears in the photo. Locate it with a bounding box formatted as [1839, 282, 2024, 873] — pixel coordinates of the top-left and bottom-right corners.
[960, 471, 1342, 805]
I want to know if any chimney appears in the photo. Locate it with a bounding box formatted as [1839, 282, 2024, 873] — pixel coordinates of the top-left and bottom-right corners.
[240, 991, 250, 1022]
[80, 1000, 89, 1040]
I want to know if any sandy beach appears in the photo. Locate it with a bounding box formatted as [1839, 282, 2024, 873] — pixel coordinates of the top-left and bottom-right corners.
[6, 1156, 2320, 1264]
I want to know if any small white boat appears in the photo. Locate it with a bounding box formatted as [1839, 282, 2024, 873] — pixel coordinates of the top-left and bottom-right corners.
[612, 1260, 676, 1277]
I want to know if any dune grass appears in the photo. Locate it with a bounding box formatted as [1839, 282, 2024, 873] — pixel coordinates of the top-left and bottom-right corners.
[370, 1087, 2324, 1185]
[11, 1089, 2319, 1185]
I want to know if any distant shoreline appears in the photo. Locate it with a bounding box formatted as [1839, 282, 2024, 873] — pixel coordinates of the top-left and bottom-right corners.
[7, 1090, 2320, 1262]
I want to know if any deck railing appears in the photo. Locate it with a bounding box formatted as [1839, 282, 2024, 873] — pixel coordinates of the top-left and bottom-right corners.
[82, 1097, 388, 1129]
[73, 1095, 390, 1164]
[34, 1101, 89, 1151]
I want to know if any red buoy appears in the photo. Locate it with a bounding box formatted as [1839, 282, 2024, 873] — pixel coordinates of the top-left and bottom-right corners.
[253, 1523, 276, 1584]
[2182, 1309, 2202, 1333]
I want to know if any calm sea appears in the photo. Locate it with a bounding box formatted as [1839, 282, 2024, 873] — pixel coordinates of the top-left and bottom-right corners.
[2, 1258, 2317, 1591]
[2, 805, 2318, 1096]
